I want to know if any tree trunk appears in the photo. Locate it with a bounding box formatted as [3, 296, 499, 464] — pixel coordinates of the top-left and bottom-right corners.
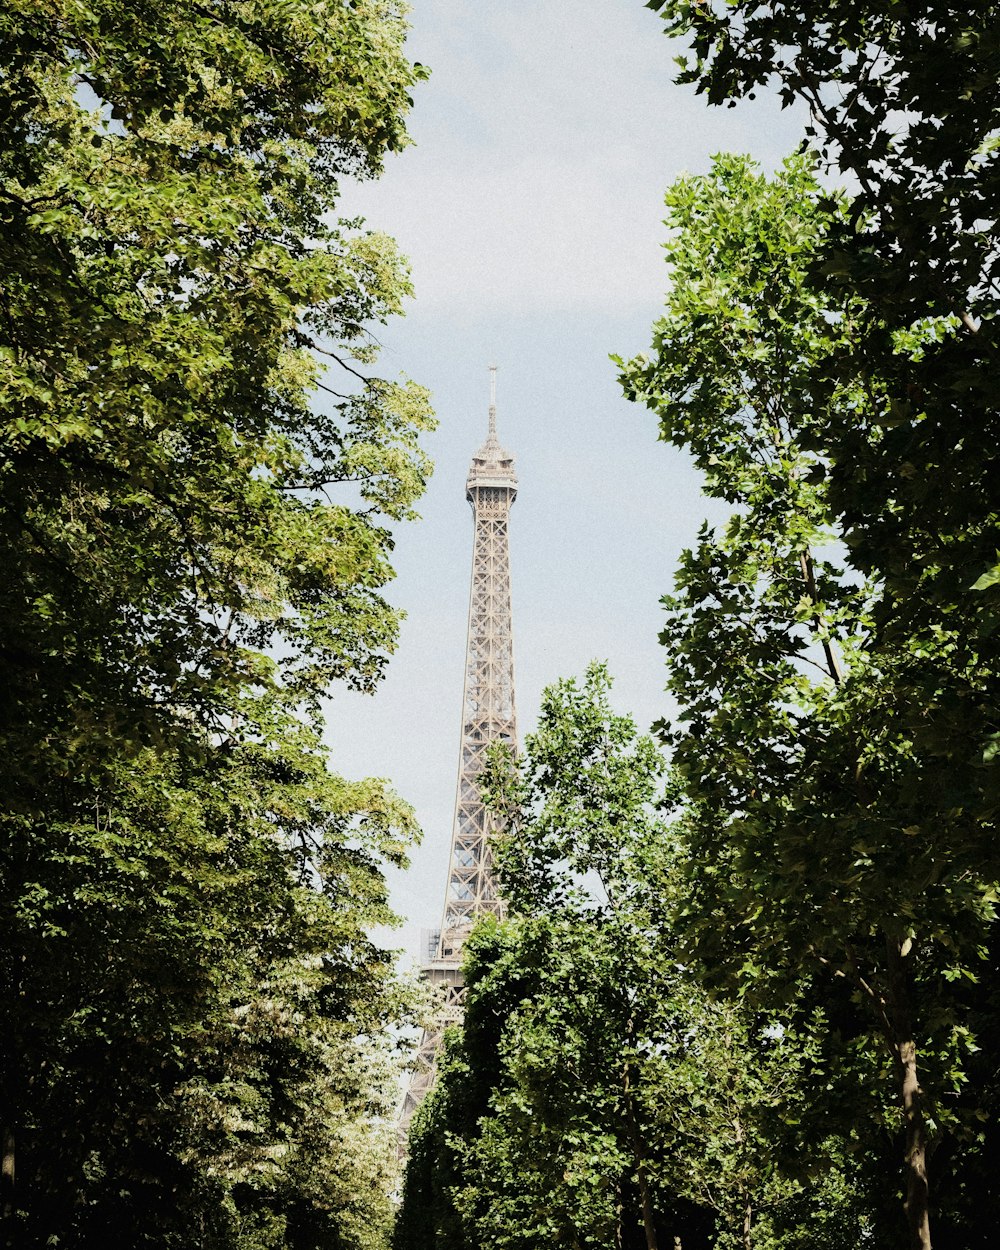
[1, 1121, 13, 1220]
[885, 936, 932, 1250]
[742, 1199, 753, 1250]
[635, 1158, 659, 1250]
[623, 1015, 659, 1250]
[798, 547, 843, 684]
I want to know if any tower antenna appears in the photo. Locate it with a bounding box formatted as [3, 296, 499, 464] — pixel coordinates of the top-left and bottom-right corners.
[488, 363, 497, 438]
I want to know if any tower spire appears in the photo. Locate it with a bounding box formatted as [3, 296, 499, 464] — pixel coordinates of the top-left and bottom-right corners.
[488, 363, 497, 439]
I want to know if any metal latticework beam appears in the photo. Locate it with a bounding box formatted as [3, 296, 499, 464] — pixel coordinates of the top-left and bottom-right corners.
[399, 370, 518, 1136]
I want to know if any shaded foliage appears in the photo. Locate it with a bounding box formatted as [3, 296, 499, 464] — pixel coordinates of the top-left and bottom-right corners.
[1, 2, 433, 1245]
[619, 142, 1000, 1247]
[399, 668, 875, 1250]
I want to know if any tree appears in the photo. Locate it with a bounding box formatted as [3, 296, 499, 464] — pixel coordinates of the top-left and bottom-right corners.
[7, 704, 422, 1247]
[395, 929, 526, 1250]
[617, 151, 999, 1250]
[1, 2, 433, 1243]
[644, 0, 1000, 869]
[399, 666, 872, 1250]
[0, 0, 433, 773]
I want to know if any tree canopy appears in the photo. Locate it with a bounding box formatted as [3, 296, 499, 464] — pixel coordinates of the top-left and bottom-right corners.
[609, 7, 1000, 1244]
[642, 0, 1000, 834]
[618, 2, 1000, 1230]
[1, 3, 433, 1245]
[399, 666, 878, 1250]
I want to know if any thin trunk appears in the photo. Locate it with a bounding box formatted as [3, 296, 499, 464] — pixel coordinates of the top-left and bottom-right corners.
[1, 1122, 13, 1220]
[959, 309, 980, 335]
[885, 936, 932, 1250]
[623, 1015, 659, 1250]
[635, 1158, 659, 1250]
[732, 1112, 752, 1250]
[798, 548, 843, 684]
[767, 425, 844, 688]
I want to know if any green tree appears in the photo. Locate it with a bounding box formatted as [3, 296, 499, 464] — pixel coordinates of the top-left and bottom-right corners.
[618, 151, 999, 1250]
[399, 666, 871, 1250]
[487, 665, 871, 1250]
[395, 942, 521, 1250]
[635, 11, 1000, 1231]
[7, 712, 421, 1247]
[1, 2, 433, 1243]
[645, 0, 1000, 861]
[0, 0, 433, 772]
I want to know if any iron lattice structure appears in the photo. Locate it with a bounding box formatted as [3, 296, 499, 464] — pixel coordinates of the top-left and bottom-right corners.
[400, 368, 518, 1133]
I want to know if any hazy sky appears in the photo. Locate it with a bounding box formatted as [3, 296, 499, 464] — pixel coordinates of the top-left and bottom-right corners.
[325, 0, 807, 961]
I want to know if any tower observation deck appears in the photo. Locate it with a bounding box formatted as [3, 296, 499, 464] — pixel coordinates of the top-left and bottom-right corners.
[399, 366, 519, 1132]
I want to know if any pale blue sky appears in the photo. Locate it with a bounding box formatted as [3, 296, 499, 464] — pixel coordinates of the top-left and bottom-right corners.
[325, 0, 807, 960]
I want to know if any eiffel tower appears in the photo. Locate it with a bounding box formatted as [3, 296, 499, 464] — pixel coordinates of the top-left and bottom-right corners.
[400, 365, 518, 1133]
